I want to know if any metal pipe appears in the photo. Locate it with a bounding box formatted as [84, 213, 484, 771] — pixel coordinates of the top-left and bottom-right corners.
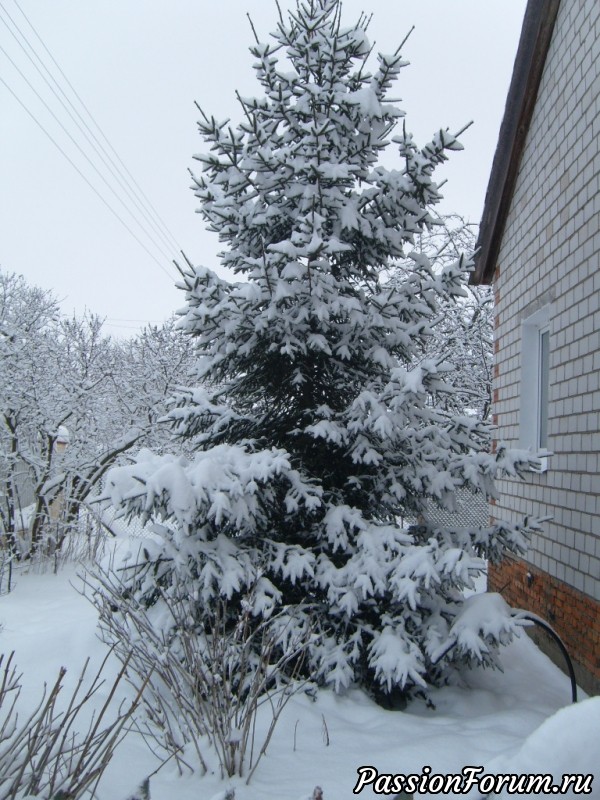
[512, 609, 578, 703]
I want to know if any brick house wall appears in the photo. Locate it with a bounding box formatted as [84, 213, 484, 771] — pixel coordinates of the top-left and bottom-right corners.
[488, 558, 600, 694]
[489, 0, 600, 694]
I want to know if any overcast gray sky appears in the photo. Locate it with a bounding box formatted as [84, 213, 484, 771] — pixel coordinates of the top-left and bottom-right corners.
[0, 1, 526, 336]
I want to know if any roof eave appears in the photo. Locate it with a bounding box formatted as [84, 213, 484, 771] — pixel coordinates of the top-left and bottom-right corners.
[471, 0, 561, 285]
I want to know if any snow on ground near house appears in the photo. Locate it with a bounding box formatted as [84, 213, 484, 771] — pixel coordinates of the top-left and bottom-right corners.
[0, 550, 598, 800]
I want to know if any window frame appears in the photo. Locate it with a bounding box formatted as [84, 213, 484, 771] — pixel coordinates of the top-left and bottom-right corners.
[519, 304, 552, 471]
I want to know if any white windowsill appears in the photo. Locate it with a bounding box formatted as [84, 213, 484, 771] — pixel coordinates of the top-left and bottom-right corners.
[531, 451, 552, 473]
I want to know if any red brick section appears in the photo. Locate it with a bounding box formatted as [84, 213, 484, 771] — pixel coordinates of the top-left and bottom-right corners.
[489, 556, 600, 687]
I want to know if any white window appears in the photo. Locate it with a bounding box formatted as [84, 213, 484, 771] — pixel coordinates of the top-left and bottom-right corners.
[520, 305, 551, 471]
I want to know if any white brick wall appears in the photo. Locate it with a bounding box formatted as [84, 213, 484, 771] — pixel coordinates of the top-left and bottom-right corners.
[493, 0, 600, 601]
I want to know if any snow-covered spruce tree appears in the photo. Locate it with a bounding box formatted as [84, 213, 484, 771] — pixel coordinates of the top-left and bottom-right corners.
[102, 0, 540, 702]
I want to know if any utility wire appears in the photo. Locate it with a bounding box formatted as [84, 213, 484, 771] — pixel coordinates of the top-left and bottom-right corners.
[9, 0, 183, 254]
[106, 317, 167, 323]
[0, 41, 178, 267]
[0, 74, 175, 282]
[0, 2, 181, 258]
[0, 0, 182, 257]
[104, 322, 158, 330]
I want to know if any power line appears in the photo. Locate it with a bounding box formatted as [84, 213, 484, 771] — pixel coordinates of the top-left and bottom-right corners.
[0, 38, 179, 267]
[105, 317, 169, 323]
[104, 322, 157, 330]
[0, 74, 176, 283]
[9, 0, 183, 254]
[0, 1, 181, 259]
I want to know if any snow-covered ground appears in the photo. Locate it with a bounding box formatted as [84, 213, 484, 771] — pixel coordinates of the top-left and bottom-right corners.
[0, 547, 598, 800]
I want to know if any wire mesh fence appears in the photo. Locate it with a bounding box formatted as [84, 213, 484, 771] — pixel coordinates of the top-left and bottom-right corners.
[403, 488, 490, 530]
[0, 502, 156, 593]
